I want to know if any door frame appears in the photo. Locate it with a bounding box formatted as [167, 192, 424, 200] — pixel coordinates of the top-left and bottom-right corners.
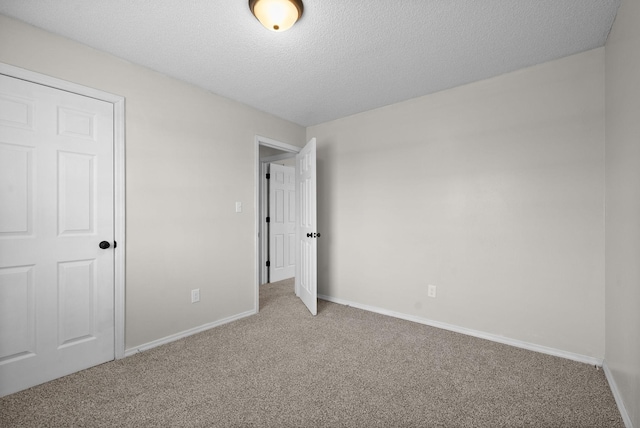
[0, 63, 126, 359]
[254, 135, 300, 312]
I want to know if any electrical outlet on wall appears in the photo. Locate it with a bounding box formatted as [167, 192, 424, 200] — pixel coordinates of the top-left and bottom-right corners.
[427, 285, 437, 298]
[191, 289, 200, 303]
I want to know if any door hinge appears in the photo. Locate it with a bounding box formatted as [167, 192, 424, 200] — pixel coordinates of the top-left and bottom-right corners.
[266, 261, 271, 267]
[266, 173, 271, 179]
[266, 217, 270, 223]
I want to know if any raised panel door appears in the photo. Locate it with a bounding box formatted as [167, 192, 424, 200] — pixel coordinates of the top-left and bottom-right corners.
[0, 74, 115, 397]
[269, 163, 296, 282]
[295, 138, 317, 315]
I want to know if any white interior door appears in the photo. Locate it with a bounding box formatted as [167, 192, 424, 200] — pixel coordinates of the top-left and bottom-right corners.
[269, 163, 295, 282]
[0, 74, 115, 396]
[295, 138, 317, 315]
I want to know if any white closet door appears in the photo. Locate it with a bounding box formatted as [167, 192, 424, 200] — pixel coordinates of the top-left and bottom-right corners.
[0, 74, 115, 396]
[269, 163, 296, 282]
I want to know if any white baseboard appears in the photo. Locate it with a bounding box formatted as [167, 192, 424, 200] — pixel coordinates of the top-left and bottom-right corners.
[124, 309, 256, 357]
[318, 294, 603, 366]
[603, 362, 635, 428]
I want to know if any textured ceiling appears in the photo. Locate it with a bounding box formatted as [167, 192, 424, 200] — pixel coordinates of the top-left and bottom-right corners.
[0, 1, 620, 126]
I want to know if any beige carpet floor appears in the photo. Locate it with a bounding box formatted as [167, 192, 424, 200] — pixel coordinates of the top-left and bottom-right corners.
[0, 279, 624, 427]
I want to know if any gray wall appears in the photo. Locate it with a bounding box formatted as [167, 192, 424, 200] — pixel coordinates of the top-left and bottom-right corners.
[605, 0, 640, 425]
[0, 15, 306, 350]
[309, 48, 606, 358]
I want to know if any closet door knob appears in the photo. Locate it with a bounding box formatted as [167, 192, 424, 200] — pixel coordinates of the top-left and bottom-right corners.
[99, 241, 111, 249]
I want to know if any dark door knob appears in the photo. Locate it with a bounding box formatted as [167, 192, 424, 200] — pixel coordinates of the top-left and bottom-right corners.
[99, 241, 111, 249]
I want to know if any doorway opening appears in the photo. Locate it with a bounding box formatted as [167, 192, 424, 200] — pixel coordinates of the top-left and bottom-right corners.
[254, 135, 318, 316]
[254, 136, 300, 312]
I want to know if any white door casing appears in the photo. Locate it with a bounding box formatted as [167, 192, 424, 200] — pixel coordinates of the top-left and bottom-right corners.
[0, 69, 122, 396]
[295, 138, 318, 315]
[269, 163, 295, 282]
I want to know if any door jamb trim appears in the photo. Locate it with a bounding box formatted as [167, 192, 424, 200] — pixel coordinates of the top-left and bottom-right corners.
[0, 63, 127, 360]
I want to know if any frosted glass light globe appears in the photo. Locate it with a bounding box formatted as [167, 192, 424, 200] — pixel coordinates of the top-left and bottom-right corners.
[250, 0, 303, 32]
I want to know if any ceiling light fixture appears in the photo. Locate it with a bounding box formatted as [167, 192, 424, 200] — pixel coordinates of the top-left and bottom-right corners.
[249, 0, 304, 32]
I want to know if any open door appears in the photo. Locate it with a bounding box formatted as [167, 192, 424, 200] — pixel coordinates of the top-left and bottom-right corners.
[295, 138, 318, 315]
